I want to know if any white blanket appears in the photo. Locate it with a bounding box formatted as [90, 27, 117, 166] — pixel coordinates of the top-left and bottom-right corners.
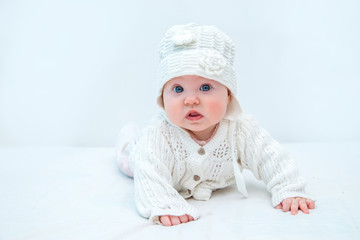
[0, 143, 359, 239]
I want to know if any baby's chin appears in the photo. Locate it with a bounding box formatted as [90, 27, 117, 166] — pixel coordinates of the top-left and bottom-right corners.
[183, 123, 218, 134]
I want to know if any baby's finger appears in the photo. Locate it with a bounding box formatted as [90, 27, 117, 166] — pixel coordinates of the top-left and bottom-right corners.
[187, 214, 194, 221]
[291, 199, 299, 215]
[179, 215, 189, 223]
[306, 199, 316, 209]
[160, 215, 172, 226]
[299, 199, 309, 214]
[275, 203, 283, 209]
[170, 215, 181, 225]
[282, 198, 292, 212]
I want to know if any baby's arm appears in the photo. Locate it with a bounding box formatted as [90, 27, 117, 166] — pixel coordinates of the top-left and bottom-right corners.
[236, 115, 315, 211]
[131, 126, 199, 225]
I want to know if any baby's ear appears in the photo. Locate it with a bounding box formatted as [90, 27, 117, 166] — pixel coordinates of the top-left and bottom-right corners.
[161, 94, 165, 108]
[227, 89, 232, 104]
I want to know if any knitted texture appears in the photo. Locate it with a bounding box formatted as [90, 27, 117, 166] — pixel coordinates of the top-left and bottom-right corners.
[129, 113, 311, 223]
[156, 23, 242, 120]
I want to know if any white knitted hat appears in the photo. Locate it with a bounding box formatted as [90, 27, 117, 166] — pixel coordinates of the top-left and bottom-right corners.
[157, 23, 242, 120]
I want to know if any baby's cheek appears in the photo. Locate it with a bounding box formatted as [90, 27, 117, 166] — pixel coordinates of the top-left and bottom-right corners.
[207, 100, 228, 118]
[164, 101, 182, 123]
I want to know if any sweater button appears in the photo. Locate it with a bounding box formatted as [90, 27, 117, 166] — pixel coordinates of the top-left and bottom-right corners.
[198, 147, 205, 155]
[193, 175, 200, 181]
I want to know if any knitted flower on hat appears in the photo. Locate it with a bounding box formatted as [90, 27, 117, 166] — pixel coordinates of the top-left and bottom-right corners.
[199, 49, 227, 76]
[170, 23, 197, 46]
[172, 29, 195, 46]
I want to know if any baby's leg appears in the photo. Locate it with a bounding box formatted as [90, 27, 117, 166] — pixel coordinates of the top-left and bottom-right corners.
[116, 124, 140, 178]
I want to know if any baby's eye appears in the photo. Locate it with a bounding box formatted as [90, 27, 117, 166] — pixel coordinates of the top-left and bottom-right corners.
[200, 84, 211, 91]
[173, 86, 184, 93]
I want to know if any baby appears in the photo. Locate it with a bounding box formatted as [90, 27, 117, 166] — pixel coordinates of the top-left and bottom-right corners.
[117, 23, 315, 226]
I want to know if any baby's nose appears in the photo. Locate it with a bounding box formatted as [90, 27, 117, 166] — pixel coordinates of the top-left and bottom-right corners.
[184, 95, 200, 105]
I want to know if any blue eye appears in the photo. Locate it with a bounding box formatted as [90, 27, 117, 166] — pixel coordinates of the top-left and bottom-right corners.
[173, 86, 184, 93]
[200, 84, 211, 91]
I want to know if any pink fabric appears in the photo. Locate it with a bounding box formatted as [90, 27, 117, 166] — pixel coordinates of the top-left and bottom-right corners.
[117, 124, 139, 178]
[118, 156, 133, 178]
[188, 123, 220, 146]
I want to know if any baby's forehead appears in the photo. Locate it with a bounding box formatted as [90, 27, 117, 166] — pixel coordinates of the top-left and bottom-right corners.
[166, 75, 217, 85]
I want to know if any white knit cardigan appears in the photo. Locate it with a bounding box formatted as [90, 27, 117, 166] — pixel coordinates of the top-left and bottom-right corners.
[129, 113, 310, 223]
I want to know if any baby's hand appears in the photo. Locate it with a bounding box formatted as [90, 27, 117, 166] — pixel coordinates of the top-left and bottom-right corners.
[275, 197, 315, 215]
[160, 214, 194, 226]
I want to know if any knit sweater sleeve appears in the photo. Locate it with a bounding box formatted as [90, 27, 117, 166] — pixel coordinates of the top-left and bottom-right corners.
[129, 124, 200, 223]
[236, 114, 312, 207]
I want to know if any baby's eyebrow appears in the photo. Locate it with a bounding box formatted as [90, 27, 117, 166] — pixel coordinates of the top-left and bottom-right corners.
[200, 82, 214, 86]
[170, 83, 183, 87]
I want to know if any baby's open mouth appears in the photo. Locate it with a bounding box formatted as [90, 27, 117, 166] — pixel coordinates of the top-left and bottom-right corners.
[186, 111, 203, 121]
[189, 112, 200, 117]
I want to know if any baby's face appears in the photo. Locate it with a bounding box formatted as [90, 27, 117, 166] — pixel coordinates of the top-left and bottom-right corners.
[162, 75, 230, 140]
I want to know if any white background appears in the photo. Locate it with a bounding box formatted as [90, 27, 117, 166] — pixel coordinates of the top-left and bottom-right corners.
[0, 0, 359, 147]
